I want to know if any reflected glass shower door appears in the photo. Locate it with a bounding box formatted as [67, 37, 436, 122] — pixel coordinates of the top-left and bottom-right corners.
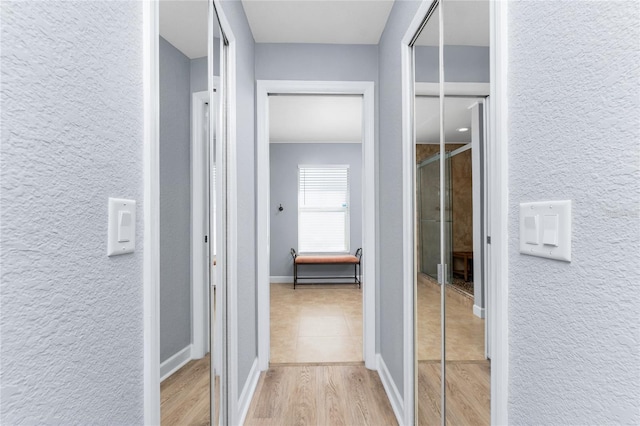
[418, 152, 452, 282]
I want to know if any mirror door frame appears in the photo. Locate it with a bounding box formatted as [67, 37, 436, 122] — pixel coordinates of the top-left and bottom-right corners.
[401, 1, 510, 424]
[142, 0, 237, 423]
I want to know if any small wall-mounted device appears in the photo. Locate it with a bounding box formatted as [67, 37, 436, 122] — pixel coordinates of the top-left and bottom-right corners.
[519, 200, 571, 262]
[278, 204, 284, 212]
[107, 197, 136, 256]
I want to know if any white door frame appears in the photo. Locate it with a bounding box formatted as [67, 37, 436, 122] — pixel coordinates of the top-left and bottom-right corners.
[401, 1, 509, 425]
[256, 80, 377, 371]
[191, 87, 218, 359]
[142, 0, 161, 423]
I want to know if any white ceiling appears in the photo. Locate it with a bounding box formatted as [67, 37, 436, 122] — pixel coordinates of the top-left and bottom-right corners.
[241, 0, 395, 44]
[415, 97, 481, 144]
[159, 0, 209, 59]
[416, 1, 489, 47]
[269, 95, 362, 143]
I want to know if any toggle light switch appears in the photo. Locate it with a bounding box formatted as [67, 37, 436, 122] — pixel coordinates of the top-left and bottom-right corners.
[108, 198, 136, 256]
[542, 214, 559, 246]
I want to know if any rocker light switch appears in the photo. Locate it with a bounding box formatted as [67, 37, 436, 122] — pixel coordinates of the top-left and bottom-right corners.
[524, 215, 539, 244]
[542, 214, 559, 246]
[108, 198, 136, 256]
[118, 211, 132, 242]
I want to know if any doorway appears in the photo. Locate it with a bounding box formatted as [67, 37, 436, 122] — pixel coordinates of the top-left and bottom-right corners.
[268, 94, 364, 363]
[256, 80, 377, 371]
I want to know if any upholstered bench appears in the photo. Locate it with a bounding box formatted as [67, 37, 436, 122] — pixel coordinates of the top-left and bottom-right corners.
[290, 248, 362, 289]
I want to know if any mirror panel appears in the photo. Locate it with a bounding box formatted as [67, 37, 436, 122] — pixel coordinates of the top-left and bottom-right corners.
[413, 2, 443, 424]
[211, 5, 224, 425]
[442, 1, 490, 424]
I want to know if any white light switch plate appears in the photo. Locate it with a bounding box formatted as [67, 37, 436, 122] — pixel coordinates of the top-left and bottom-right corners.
[519, 200, 571, 262]
[108, 198, 136, 256]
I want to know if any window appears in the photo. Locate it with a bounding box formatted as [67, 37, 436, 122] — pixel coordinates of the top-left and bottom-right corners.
[298, 165, 350, 253]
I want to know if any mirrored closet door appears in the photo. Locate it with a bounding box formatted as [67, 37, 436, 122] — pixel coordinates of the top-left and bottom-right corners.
[413, 1, 491, 424]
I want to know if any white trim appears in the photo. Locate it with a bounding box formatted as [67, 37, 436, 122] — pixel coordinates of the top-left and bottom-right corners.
[191, 89, 213, 359]
[257, 80, 377, 372]
[237, 358, 261, 426]
[143, 0, 161, 424]
[400, 1, 436, 424]
[270, 276, 363, 284]
[160, 345, 193, 382]
[415, 82, 490, 96]
[473, 304, 486, 319]
[490, 0, 509, 424]
[269, 276, 293, 284]
[377, 354, 404, 426]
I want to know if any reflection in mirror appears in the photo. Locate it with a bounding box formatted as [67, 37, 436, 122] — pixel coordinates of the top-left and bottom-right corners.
[442, 1, 490, 425]
[157, 1, 224, 425]
[413, 2, 443, 425]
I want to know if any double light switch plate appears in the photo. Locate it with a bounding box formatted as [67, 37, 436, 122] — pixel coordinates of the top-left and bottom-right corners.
[519, 200, 571, 262]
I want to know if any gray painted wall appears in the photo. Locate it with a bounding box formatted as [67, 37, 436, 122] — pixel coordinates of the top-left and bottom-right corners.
[507, 2, 640, 423]
[256, 43, 378, 81]
[159, 36, 192, 363]
[415, 45, 489, 82]
[377, 0, 423, 401]
[270, 143, 363, 277]
[190, 56, 208, 94]
[220, 0, 258, 397]
[1, 1, 144, 423]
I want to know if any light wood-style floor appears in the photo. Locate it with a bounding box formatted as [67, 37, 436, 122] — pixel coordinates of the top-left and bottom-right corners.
[417, 360, 490, 426]
[417, 274, 485, 361]
[161, 354, 210, 426]
[245, 364, 398, 426]
[416, 273, 490, 425]
[271, 283, 362, 364]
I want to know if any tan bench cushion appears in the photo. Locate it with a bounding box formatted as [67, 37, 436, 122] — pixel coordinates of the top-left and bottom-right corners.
[295, 255, 360, 264]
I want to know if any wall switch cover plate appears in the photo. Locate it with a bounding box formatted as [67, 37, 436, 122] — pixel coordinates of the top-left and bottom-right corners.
[107, 198, 136, 256]
[519, 200, 571, 262]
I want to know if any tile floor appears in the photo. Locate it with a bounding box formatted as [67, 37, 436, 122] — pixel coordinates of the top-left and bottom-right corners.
[270, 283, 363, 364]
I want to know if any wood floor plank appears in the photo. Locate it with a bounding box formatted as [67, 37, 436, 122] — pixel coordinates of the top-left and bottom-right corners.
[161, 355, 210, 426]
[245, 364, 397, 426]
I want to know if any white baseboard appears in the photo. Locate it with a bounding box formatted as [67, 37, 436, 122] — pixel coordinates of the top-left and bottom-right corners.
[160, 344, 192, 382]
[270, 275, 363, 284]
[473, 304, 485, 318]
[376, 354, 404, 426]
[270, 276, 293, 283]
[238, 357, 260, 426]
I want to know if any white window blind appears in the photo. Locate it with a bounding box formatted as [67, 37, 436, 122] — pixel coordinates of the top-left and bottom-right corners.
[298, 166, 350, 253]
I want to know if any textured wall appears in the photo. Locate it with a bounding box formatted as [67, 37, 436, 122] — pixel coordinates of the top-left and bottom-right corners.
[269, 143, 363, 277]
[220, 0, 258, 396]
[508, 1, 640, 423]
[0, 1, 144, 423]
[377, 0, 423, 400]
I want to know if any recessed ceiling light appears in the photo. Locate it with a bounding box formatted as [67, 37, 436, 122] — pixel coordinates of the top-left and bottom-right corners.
[457, 127, 469, 132]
